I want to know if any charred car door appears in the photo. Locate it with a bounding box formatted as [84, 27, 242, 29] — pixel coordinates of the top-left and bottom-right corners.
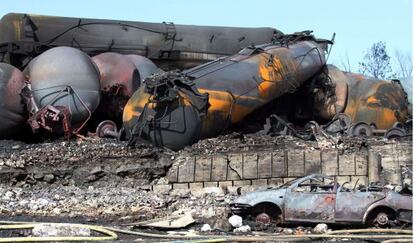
[284, 175, 336, 223]
[335, 184, 386, 223]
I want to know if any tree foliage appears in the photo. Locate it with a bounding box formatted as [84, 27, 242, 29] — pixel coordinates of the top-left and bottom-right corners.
[359, 41, 394, 79]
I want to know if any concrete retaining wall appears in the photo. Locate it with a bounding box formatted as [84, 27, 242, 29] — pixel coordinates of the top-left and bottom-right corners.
[161, 141, 412, 190]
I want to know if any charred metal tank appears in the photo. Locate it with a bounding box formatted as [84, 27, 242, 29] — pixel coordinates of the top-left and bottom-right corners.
[123, 32, 330, 150]
[126, 54, 159, 82]
[24, 46, 101, 136]
[91, 52, 158, 127]
[0, 63, 26, 138]
[92, 52, 141, 98]
[343, 72, 410, 129]
[0, 13, 283, 70]
[306, 65, 410, 130]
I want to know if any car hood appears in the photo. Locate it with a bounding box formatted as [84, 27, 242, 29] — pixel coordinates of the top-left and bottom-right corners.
[233, 188, 287, 206]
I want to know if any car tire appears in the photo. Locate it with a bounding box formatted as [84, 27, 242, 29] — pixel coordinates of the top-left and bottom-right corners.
[371, 210, 397, 227]
[252, 203, 282, 225]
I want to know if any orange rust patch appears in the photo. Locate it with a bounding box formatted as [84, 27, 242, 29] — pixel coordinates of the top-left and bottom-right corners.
[324, 196, 335, 203]
[344, 98, 398, 129]
[343, 99, 358, 120]
[198, 88, 259, 123]
[375, 108, 397, 129]
[13, 19, 21, 40]
[122, 89, 150, 123]
[123, 102, 141, 123]
[367, 96, 379, 104]
[197, 88, 259, 102]
[230, 104, 254, 123]
[257, 56, 283, 99]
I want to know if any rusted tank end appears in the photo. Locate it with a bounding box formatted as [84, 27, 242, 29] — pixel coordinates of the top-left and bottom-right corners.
[0, 62, 27, 138]
[310, 65, 410, 130]
[91, 53, 158, 129]
[24, 46, 101, 136]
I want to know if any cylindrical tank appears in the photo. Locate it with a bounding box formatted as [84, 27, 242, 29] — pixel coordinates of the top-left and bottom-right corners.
[123, 36, 328, 150]
[92, 52, 140, 97]
[310, 65, 410, 129]
[126, 54, 158, 82]
[343, 73, 409, 129]
[91, 52, 158, 127]
[309, 65, 348, 120]
[28, 46, 101, 125]
[0, 63, 26, 138]
[0, 13, 283, 70]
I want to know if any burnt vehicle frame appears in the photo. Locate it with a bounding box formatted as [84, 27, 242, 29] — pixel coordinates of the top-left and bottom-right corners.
[231, 174, 412, 226]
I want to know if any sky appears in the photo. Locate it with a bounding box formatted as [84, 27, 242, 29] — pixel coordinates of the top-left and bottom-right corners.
[0, 0, 412, 73]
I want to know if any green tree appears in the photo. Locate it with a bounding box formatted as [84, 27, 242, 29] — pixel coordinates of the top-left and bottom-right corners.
[359, 41, 394, 79]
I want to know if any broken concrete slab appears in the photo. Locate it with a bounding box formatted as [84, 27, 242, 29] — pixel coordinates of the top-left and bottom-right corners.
[133, 213, 195, 229]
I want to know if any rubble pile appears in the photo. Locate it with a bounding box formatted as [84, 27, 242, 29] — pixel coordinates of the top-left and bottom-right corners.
[187, 132, 382, 155]
[0, 184, 233, 224]
[0, 182, 340, 237]
[0, 138, 158, 168]
[188, 133, 313, 155]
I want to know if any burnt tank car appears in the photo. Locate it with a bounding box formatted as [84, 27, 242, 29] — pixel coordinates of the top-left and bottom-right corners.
[0, 13, 283, 70]
[301, 65, 410, 130]
[122, 33, 330, 150]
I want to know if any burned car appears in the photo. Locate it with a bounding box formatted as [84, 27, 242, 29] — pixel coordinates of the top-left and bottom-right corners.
[231, 174, 412, 226]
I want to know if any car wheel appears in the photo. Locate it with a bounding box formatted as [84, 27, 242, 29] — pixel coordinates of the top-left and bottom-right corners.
[374, 212, 390, 226]
[369, 209, 398, 227]
[252, 203, 282, 225]
[255, 212, 272, 224]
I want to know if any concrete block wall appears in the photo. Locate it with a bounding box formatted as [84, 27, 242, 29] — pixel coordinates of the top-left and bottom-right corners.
[160, 141, 412, 190]
[165, 148, 377, 189]
[371, 141, 412, 185]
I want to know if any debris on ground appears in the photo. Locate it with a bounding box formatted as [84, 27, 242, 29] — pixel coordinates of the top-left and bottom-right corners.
[200, 224, 212, 232]
[228, 215, 243, 228]
[233, 225, 251, 233]
[133, 213, 195, 229]
[313, 223, 329, 234]
[32, 223, 91, 237]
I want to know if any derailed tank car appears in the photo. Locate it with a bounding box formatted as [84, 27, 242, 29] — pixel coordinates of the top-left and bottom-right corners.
[90, 52, 158, 129]
[0, 63, 27, 138]
[0, 13, 283, 70]
[23, 46, 101, 137]
[302, 65, 410, 133]
[122, 32, 330, 150]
